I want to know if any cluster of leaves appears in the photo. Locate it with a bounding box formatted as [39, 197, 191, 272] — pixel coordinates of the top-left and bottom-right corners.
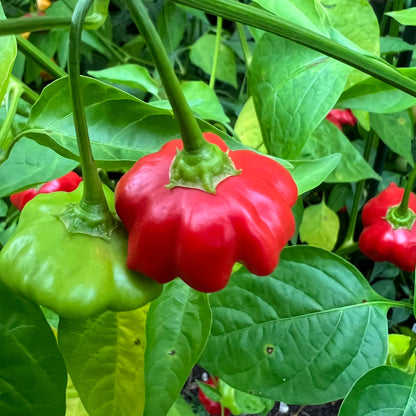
[2, 0, 416, 415]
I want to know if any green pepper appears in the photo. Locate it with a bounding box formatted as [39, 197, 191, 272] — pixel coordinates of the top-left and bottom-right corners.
[0, 184, 162, 319]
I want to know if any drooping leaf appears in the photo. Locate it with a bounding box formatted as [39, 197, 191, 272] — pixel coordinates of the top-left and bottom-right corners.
[299, 200, 340, 251]
[386, 8, 416, 26]
[158, 2, 188, 54]
[200, 246, 390, 404]
[0, 280, 67, 416]
[248, 34, 351, 159]
[144, 280, 211, 416]
[58, 307, 149, 416]
[338, 366, 416, 416]
[302, 120, 379, 182]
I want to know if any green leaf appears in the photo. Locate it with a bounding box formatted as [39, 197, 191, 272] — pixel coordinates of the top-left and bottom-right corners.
[200, 246, 390, 404]
[167, 396, 196, 416]
[190, 34, 237, 88]
[235, 97, 267, 153]
[338, 366, 416, 416]
[289, 154, 341, 195]
[0, 4, 17, 104]
[0, 199, 7, 217]
[66, 375, 89, 416]
[380, 37, 414, 55]
[158, 2, 188, 54]
[0, 280, 67, 416]
[248, 34, 351, 159]
[386, 8, 416, 26]
[338, 69, 416, 113]
[299, 200, 340, 251]
[58, 307, 149, 416]
[88, 64, 159, 95]
[144, 279, 211, 416]
[0, 138, 78, 198]
[303, 120, 380, 182]
[370, 111, 414, 166]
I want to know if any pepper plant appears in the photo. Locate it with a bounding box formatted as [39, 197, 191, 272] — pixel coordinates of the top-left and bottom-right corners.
[1, 0, 416, 415]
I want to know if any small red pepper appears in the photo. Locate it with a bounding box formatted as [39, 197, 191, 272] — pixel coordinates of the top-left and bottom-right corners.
[10, 172, 83, 211]
[358, 183, 416, 272]
[198, 378, 231, 416]
[326, 109, 357, 130]
[115, 133, 297, 292]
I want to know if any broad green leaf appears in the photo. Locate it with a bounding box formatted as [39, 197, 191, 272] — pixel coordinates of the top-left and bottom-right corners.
[158, 2, 188, 53]
[0, 4, 17, 104]
[299, 200, 340, 251]
[289, 154, 341, 195]
[386, 334, 416, 374]
[338, 366, 416, 416]
[190, 34, 237, 88]
[370, 111, 414, 166]
[66, 375, 89, 416]
[0, 280, 67, 416]
[58, 307, 149, 416]
[338, 69, 416, 113]
[88, 64, 159, 96]
[0, 138, 78, 198]
[380, 37, 414, 55]
[248, 34, 351, 159]
[303, 120, 380, 182]
[200, 246, 390, 404]
[386, 8, 416, 26]
[167, 396, 195, 416]
[235, 97, 267, 153]
[144, 280, 211, 416]
[153, 81, 230, 125]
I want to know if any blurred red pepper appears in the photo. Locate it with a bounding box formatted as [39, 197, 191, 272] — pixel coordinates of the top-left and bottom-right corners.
[198, 377, 231, 416]
[358, 183, 416, 272]
[326, 109, 357, 130]
[10, 172, 82, 211]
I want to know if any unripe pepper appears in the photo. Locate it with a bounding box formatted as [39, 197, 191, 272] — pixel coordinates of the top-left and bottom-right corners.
[10, 171, 82, 210]
[0, 183, 162, 318]
[358, 183, 416, 272]
[115, 133, 298, 292]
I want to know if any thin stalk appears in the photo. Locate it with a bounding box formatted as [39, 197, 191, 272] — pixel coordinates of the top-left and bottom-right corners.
[170, 0, 416, 98]
[236, 22, 252, 65]
[10, 75, 39, 103]
[396, 337, 416, 367]
[336, 131, 376, 255]
[17, 35, 67, 78]
[0, 16, 71, 36]
[396, 165, 416, 216]
[125, 0, 206, 151]
[0, 87, 23, 163]
[209, 17, 223, 89]
[68, 0, 109, 212]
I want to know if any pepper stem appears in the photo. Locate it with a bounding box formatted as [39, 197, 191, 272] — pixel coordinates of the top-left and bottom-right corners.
[125, 0, 205, 152]
[396, 163, 416, 217]
[63, 0, 115, 237]
[209, 17, 223, 89]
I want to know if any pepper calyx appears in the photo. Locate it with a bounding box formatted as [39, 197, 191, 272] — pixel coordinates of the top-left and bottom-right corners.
[166, 142, 241, 194]
[385, 204, 416, 230]
[59, 201, 118, 240]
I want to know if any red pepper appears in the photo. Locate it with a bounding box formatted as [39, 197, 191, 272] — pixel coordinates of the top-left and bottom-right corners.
[326, 109, 357, 130]
[115, 133, 297, 292]
[10, 172, 83, 211]
[198, 378, 231, 416]
[358, 183, 416, 272]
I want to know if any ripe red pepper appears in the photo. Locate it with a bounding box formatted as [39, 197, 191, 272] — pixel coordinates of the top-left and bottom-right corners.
[198, 378, 231, 416]
[358, 183, 416, 272]
[326, 109, 357, 130]
[10, 171, 83, 211]
[115, 133, 298, 292]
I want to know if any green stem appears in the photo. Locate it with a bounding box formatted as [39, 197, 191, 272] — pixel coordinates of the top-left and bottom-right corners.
[170, 0, 416, 98]
[17, 35, 67, 78]
[336, 131, 376, 255]
[68, 0, 110, 216]
[209, 17, 223, 89]
[0, 16, 71, 36]
[10, 75, 39, 103]
[0, 86, 23, 163]
[396, 337, 416, 367]
[396, 164, 416, 216]
[125, 0, 205, 151]
[236, 23, 252, 65]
